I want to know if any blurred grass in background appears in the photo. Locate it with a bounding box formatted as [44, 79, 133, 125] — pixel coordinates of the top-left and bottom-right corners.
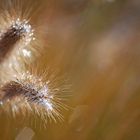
[0, 0, 140, 140]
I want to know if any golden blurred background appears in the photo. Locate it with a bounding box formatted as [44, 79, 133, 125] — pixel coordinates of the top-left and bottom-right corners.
[0, 0, 140, 140]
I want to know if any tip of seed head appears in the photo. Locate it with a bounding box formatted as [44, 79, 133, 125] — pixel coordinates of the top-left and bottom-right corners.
[10, 18, 34, 45]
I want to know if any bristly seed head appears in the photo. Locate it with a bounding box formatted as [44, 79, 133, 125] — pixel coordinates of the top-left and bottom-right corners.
[0, 72, 67, 123]
[0, 17, 34, 63]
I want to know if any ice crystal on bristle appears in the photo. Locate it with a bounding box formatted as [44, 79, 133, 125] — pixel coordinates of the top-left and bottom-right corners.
[0, 72, 66, 122]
